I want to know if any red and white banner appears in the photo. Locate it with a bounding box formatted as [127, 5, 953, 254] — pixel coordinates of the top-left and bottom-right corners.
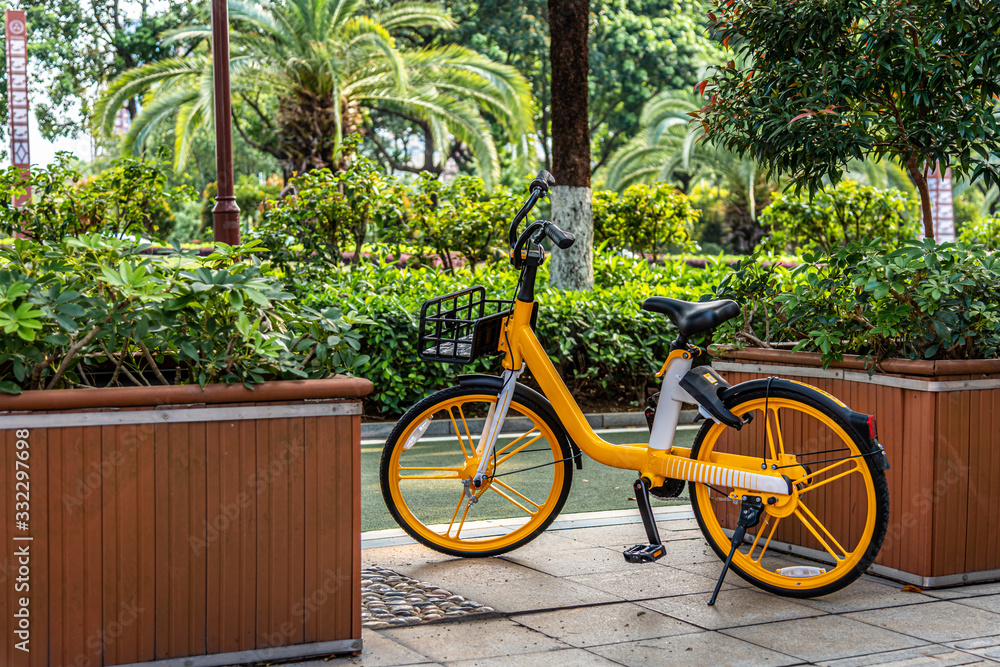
[925, 164, 954, 243]
[5, 10, 30, 206]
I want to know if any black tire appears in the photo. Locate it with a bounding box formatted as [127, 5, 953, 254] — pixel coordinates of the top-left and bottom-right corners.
[380, 382, 574, 558]
[690, 384, 890, 598]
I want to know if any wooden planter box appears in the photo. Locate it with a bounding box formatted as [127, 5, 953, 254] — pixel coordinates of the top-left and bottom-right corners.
[715, 348, 1000, 588]
[0, 378, 371, 667]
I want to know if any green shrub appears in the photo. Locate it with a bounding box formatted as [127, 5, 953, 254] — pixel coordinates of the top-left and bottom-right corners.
[593, 183, 698, 258]
[254, 153, 396, 275]
[0, 236, 369, 393]
[958, 215, 1000, 251]
[199, 175, 284, 236]
[761, 180, 918, 253]
[386, 173, 523, 269]
[714, 239, 1000, 367]
[0, 153, 190, 242]
[303, 251, 731, 416]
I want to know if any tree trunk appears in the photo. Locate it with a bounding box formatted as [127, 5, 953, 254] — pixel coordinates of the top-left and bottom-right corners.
[547, 0, 593, 291]
[906, 153, 935, 239]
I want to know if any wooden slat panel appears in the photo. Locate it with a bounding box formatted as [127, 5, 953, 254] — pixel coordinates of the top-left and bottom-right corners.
[29, 427, 49, 667]
[932, 391, 970, 576]
[287, 416, 306, 646]
[255, 419, 273, 648]
[188, 422, 208, 657]
[303, 417, 321, 644]
[351, 414, 362, 640]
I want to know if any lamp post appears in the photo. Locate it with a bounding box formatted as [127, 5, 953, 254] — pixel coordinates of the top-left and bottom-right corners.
[210, 0, 240, 244]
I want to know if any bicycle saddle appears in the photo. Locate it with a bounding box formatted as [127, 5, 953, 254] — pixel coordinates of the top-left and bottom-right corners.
[641, 297, 740, 336]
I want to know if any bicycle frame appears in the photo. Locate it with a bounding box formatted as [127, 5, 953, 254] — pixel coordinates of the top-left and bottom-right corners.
[489, 298, 791, 498]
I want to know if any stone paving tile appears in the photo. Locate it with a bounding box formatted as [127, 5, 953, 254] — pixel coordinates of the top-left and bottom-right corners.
[588, 630, 800, 667]
[846, 600, 1000, 644]
[322, 628, 438, 666]
[514, 601, 699, 648]
[722, 614, 924, 662]
[363, 542, 457, 571]
[557, 521, 703, 548]
[637, 586, 824, 631]
[394, 556, 621, 613]
[952, 594, 1000, 614]
[921, 583, 1000, 600]
[567, 564, 734, 601]
[381, 617, 570, 663]
[501, 544, 639, 578]
[946, 636, 1000, 661]
[442, 647, 619, 666]
[793, 576, 938, 614]
[816, 644, 999, 666]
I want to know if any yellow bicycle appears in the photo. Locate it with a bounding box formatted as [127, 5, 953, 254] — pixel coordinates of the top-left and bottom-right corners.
[380, 172, 890, 602]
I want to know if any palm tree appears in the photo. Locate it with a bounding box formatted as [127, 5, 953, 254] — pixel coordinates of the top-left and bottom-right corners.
[603, 89, 915, 252]
[93, 0, 533, 186]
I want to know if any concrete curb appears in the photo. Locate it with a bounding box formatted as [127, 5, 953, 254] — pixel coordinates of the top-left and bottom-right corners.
[361, 409, 700, 440]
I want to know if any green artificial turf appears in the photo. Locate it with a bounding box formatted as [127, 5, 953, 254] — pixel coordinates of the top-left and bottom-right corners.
[361, 425, 698, 532]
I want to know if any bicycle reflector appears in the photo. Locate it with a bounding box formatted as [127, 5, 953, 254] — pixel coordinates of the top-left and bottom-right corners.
[867, 415, 878, 441]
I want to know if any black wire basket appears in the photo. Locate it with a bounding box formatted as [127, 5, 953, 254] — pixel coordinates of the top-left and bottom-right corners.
[417, 286, 514, 364]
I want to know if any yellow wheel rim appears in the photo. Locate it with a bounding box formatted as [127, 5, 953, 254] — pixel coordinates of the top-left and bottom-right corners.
[387, 394, 566, 553]
[693, 397, 878, 591]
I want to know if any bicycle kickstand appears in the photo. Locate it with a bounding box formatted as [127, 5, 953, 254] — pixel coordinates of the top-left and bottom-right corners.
[623, 478, 666, 563]
[708, 495, 765, 606]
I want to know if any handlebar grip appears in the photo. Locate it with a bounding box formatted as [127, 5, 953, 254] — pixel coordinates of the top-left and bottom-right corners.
[529, 170, 556, 195]
[544, 222, 575, 250]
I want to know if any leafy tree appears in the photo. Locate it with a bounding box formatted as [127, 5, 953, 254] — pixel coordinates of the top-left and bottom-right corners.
[94, 0, 532, 187]
[19, 0, 199, 140]
[603, 90, 778, 252]
[448, 0, 720, 172]
[761, 180, 918, 253]
[696, 0, 1000, 239]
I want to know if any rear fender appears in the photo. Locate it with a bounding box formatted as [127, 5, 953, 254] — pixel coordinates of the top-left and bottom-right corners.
[719, 377, 890, 471]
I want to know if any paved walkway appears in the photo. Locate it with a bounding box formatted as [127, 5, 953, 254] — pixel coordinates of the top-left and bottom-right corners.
[315, 509, 1000, 666]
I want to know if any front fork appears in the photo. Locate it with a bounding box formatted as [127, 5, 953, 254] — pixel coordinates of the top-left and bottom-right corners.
[470, 365, 524, 488]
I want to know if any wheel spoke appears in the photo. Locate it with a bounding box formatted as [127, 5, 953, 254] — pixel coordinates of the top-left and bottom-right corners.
[494, 434, 544, 468]
[456, 405, 477, 459]
[755, 516, 781, 563]
[798, 457, 858, 486]
[488, 485, 536, 516]
[398, 466, 464, 471]
[398, 473, 461, 480]
[448, 407, 472, 460]
[765, 407, 785, 461]
[799, 464, 862, 495]
[453, 500, 473, 538]
[795, 500, 850, 561]
[492, 478, 542, 510]
[446, 490, 465, 535]
[747, 516, 770, 559]
[495, 428, 542, 458]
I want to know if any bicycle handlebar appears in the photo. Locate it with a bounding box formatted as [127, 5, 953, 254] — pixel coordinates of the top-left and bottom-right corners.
[507, 171, 576, 268]
[508, 170, 555, 247]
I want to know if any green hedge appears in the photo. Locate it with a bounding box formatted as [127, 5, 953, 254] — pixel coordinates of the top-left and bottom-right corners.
[714, 238, 1000, 367]
[304, 252, 731, 416]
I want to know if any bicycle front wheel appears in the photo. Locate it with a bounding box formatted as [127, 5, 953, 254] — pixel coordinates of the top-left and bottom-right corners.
[380, 383, 574, 557]
[690, 385, 889, 598]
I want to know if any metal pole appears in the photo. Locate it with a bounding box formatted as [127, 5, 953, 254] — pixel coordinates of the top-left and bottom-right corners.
[210, 0, 240, 244]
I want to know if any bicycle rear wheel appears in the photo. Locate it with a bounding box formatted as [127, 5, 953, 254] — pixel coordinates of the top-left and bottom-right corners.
[380, 383, 574, 557]
[690, 385, 889, 598]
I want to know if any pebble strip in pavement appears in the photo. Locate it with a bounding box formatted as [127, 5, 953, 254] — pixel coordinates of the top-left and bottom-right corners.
[361, 565, 495, 629]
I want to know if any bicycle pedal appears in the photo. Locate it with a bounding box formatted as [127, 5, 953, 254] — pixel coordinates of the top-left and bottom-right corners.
[623, 544, 666, 563]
